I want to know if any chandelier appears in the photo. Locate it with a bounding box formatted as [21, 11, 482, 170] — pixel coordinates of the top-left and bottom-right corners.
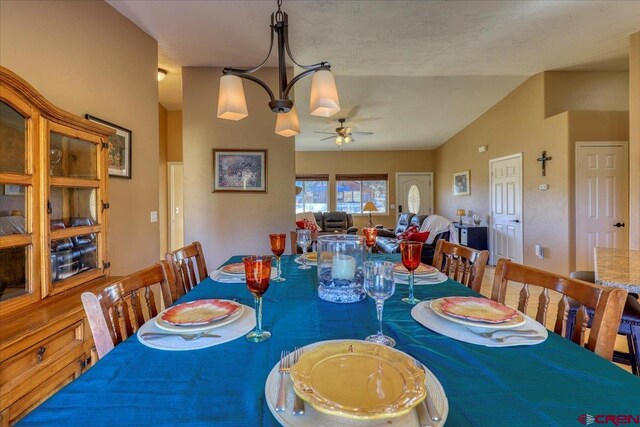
[216, 0, 340, 137]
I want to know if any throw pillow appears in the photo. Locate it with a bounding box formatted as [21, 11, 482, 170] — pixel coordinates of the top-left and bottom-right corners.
[406, 230, 430, 243]
[295, 220, 305, 229]
[302, 218, 319, 232]
[295, 211, 322, 231]
[397, 225, 419, 240]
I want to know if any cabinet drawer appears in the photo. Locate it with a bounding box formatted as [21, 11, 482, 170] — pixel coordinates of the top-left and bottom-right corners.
[1, 356, 84, 426]
[0, 320, 83, 387]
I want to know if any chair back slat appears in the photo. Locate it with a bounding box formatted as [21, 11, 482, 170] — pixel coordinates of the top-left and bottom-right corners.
[81, 261, 175, 360]
[432, 240, 489, 292]
[518, 283, 530, 314]
[536, 288, 550, 325]
[166, 241, 209, 297]
[491, 258, 627, 360]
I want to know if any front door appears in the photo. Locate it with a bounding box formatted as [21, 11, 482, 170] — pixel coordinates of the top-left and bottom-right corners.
[396, 173, 432, 216]
[490, 154, 523, 264]
[575, 142, 628, 271]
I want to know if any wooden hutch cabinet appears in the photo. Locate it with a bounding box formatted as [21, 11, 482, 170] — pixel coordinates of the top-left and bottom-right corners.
[0, 66, 114, 425]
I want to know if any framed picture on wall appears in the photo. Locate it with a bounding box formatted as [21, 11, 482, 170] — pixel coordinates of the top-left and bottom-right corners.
[85, 114, 132, 179]
[3, 184, 25, 196]
[453, 170, 470, 196]
[212, 149, 267, 193]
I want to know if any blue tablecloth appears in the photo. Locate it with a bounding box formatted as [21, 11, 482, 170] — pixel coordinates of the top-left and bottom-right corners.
[20, 255, 640, 426]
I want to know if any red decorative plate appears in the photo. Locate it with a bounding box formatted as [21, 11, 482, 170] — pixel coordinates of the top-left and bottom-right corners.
[220, 263, 245, 276]
[160, 299, 241, 326]
[393, 262, 438, 277]
[440, 297, 518, 323]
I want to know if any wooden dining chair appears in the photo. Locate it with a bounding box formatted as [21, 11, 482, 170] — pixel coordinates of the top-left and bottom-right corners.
[81, 261, 175, 360]
[491, 258, 627, 360]
[432, 239, 489, 292]
[165, 241, 208, 298]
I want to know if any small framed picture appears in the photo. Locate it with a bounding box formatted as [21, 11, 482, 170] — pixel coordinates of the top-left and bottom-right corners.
[85, 115, 132, 179]
[3, 184, 25, 196]
[453, 170, 470, 196]
[213, 149, 267, 193]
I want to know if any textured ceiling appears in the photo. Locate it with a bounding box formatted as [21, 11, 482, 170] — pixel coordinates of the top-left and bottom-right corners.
[108, 0, 640, 150]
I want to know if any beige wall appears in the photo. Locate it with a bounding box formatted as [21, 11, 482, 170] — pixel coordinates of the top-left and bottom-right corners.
[159, 104, 168, 256]
[167, 111, 183, 162]
[545, 71, 629, 117]
[295, 151, 435, 230]
[630, 32, 640, 250]
[182, 67, 296, 269]
[0, 0, 160, 275]
[434, 72, 629, 275]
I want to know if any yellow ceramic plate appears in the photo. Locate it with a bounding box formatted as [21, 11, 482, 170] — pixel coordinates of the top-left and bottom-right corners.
[304, 252, 317, 262]
[290, 340, 426, 421]
[393, 262, 439, 277]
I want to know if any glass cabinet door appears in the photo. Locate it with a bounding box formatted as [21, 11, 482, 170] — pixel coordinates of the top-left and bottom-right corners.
[0, 100, 33, 303]
[47, 124, 105, 293]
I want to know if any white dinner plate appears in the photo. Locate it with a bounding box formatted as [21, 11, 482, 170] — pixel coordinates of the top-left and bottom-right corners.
[394, 271, 449, 286]
[264, 339, 449, 427]
[430, 298, 526, 329]
[155, 302, 245, 332]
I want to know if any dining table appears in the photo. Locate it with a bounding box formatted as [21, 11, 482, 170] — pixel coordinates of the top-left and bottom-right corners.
[20, 254, 640, 426]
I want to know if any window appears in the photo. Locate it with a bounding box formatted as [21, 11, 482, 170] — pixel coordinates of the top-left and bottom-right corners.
[336, 174, 388, 214]
[296, 175, 329, 213]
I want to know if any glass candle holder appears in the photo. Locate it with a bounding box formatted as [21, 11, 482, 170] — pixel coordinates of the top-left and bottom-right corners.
[317, 235, 366, 303]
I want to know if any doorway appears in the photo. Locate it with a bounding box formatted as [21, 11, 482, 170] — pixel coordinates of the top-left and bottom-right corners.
[396, 173, 433, 216]
[168, 162, 184, 251]
[489, 153, 523, 265]
[575, 142, 628, 271]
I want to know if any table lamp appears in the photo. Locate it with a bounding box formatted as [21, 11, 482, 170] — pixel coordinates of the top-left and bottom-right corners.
[456, 209, 466, 224]
[363, 201, 378, 228]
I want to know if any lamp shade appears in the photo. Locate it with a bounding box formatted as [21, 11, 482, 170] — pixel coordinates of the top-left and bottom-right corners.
[157, 69, 167, 82]
[309, 69, 340, 117]
[275, 106, 300, 137]
[335, 136, 343, 146]
[363, 201, 378, 213]
[456, 209, 466, 216]
[217, 75, 248, 120]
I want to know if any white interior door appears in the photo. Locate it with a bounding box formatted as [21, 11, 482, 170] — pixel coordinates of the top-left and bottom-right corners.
[168, 162, 184, 251]
[396, 173, 433, 216]
[490, 154, 523, 264]
[575, 142, 628, 271]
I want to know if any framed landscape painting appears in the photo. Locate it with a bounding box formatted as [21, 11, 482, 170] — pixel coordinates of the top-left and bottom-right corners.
[213, 149, 267, 193]
[85, 115, 132, 179]
[453, 170, 470, 196]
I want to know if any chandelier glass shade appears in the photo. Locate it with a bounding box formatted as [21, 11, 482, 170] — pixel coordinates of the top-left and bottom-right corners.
[217, 0, 340, 136]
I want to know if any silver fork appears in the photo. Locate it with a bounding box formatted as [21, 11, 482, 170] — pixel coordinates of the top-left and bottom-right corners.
[467, 328, 540, 340]
[292, 347, 305, 415]
[141, 332, 221, 341]
[275, 350, 290, 412]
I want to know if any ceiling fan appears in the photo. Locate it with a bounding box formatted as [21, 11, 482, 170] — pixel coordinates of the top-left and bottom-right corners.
[315, 118, 373, 148]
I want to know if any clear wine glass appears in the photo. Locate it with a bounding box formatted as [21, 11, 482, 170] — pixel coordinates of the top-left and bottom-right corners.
[400, 240, 423, 305]
[296, 229, 312, 270]
[269, 233, 286, 282]
[363, 260, 396, 347]
[243, 255, 273, 342]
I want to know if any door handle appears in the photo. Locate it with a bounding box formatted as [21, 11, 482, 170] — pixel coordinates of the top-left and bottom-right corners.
[613, 222, 625, 228]
[509, 219, 520, 223]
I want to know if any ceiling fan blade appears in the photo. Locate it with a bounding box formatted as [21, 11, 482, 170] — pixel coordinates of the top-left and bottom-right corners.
[314, 131, 337, 135]
[352, 132, 374, 135]
[320, 136, 336, 141]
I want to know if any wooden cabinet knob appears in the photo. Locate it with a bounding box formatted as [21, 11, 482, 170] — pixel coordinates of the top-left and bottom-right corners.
[37, 346, 46, 363]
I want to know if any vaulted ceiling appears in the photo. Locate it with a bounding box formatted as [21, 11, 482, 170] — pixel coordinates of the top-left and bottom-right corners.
[108, 0, 640, 150]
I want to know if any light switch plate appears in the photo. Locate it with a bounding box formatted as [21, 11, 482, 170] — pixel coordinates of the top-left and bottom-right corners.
[150, 211, 158, 223]
[539, 184, 549, 191]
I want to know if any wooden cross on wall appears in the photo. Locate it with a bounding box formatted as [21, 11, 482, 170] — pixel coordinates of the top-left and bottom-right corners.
[537, 151, 552, 176]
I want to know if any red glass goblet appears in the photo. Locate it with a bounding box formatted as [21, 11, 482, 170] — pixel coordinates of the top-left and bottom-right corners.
[363, 227, 378, 259]
[399, 241, 423, 304]
[243, 255, 273, 342]
[269, 234, 286, 282]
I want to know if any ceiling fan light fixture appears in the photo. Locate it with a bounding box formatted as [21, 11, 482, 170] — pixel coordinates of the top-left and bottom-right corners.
[217, 75, 248, 121]
[344, 135, 353, 144]
[335, 136, 344, 146]
[309, 69, 340, 117]
[275, 105, 300, 137]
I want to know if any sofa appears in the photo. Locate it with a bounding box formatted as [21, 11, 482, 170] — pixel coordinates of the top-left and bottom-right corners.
[50, 217, 97, 283]
[375, 213, 450, 264]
